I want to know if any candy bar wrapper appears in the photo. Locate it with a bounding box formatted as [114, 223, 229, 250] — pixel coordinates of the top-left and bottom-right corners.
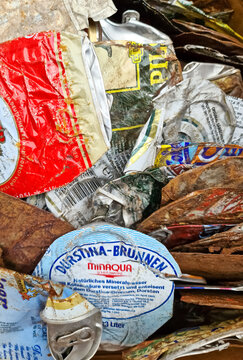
[0, 31, 111, 197]
[155, 142, 243, 167]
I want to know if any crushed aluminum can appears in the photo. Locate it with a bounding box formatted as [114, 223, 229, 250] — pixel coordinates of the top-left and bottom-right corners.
[41, 295, 102, 360]
[45, 40, 182, 228]
[0, 31, 111, 198]
[125, 77, 237, 173]
[142, 0, 243, 41]
[191, 0, 234, 22]
[91, 165, 193, 228]
[137, 187, 243, 233]
[172, 222, 243, 253]
[227, 96, 243, 145]
[0, 191, 73, 274]
[182, 62, 243, 99]
[0, 267, 102, 360]
[33, 223, 181, 350]
[100, 10, 172, 43]
[160, 157, 243, 206]
[149, 224, 235, 249]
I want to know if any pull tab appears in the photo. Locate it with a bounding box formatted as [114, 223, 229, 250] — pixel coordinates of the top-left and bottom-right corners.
[40, 293, 102, 360]
[56, 327, 95, 347]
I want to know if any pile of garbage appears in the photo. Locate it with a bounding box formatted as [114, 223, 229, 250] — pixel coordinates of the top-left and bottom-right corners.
[0, 1, 242, 359]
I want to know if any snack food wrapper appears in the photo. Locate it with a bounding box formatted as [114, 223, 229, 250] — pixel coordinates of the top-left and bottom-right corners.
[0, 31, 111, 198]
[33, 223, 181, 350]
[45, 40, 182, 227]
[155, 142, 243, 167]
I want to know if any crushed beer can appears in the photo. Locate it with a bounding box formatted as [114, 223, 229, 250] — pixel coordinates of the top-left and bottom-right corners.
[0, 31, 111, 198]
[45, 40, 182, 228]
[149, 224, 235, 249]
[33, 223, 181, 350]
[142, 0, 243, 41]
[190, 0, 234, 22]
[172, 222, 243, 253]
[100, 10, 172, 43]
[91, 165, 193, 228]
[0, 191, 73, 274]
[0, 267, 102, 360]
[138, 187, 243, 233]
[182, 61, 243, 98]
[171, 223, 243, 281]
[160, 157, 243, 206]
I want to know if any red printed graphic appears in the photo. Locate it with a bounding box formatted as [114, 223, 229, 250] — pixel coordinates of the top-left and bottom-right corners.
[0, 32, 92, 197]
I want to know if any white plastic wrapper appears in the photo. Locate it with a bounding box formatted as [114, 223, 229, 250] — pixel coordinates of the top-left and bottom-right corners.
[125, 77, 237, 173]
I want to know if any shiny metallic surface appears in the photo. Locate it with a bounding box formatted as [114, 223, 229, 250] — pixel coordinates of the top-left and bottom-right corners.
[41, 308, 102, 360]
[122, 10, 140, 23]
[100, 13, 172, 43]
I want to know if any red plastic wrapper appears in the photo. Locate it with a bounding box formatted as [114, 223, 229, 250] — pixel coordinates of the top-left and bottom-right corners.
[0, 31, 111, 197]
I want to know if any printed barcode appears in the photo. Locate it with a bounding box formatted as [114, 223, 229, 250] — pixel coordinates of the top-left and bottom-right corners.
[62, 178, 101, 209]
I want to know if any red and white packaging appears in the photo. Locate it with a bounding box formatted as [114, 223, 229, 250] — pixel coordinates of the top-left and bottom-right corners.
[0, 31, 111, 197]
